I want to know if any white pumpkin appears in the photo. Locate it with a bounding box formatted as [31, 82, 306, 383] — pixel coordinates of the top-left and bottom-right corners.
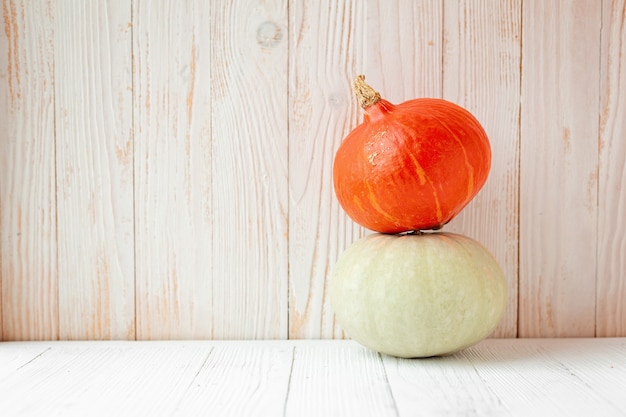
[330, 232, 507, 358]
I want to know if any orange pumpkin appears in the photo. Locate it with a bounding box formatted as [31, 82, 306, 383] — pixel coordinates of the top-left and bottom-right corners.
[333, 76, 491, 233]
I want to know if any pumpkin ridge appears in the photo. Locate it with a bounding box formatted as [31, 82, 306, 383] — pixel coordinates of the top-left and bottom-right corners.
[392, 121, 444, 227]
[364, 179, 398, 227]
[425, 172, 444, 226]
[389, 121, 427, 186]
[405, 154, 444, 227]
[333, 77, 491, 233]
[428, 111, 479, 202]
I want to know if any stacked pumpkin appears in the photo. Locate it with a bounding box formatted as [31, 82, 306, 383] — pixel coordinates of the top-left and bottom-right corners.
[330, 76, 507, 358]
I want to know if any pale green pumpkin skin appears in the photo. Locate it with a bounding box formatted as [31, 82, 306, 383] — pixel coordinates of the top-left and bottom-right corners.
[330, 232, 507, 358]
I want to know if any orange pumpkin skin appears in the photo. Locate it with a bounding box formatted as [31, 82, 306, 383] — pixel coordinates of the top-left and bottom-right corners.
[333, 91, 491, 234]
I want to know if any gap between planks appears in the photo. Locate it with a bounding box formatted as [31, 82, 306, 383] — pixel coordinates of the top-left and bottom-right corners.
[0, 339, 625, 417]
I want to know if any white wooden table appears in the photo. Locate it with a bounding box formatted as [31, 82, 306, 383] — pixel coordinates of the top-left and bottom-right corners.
[1, 338, 625, 416]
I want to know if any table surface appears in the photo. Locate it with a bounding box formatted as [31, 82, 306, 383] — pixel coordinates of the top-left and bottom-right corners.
[1, 338, 625, 416]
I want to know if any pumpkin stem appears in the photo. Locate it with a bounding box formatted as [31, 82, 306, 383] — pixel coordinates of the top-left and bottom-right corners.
[353, 75, 381, 109]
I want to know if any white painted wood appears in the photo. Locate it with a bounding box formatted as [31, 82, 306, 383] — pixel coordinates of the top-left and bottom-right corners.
[458, 339, 626, 416]
[382, 348, 510, 416]
[0, 344, 50, 381]
[519, 0, 601, 337]
[168, 344, 293, 416]
[0, 0, 58, 340]
[518, 338, 626, 409]
[1, 339, 625, 416]
[210, 0, 289, 339]
[283, 343, 398, 416]
[597, 0, 626, 337]
[0, 342, 211, 416]
[288, 0, 365, 339]
[3, 1, 626, 340]
[54, 1, 135, 340]
[364, 0, 443, 102]
[133, 0, 213, 339]
[442, 0, 521, 338]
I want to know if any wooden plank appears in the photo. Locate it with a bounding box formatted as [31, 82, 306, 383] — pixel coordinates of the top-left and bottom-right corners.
[210, 0, 288, 338]
[287, 0, 444, 340]
[459, 339, 626, 416]
[519, 0, 601, 337]
[364, 0, 443, 101]
[133, 0, 213, 339]
[0, 0, 58, 340]
[287, 0, 366, 339]
[0, 2, 622, 343]
[54, 1, 134, 340]
[0, 18, 2, 338]
[597, 0, 626, 337]
[442, 0, 521, 338]
[523, 338, 626, 410]
[0, 342, 211, 416]
[382, 352, 510, 416]
[1, 339, 626, 416]
[168, 344, 293, 415]
[0, 0, 6, 340]
[284, 343, 398, 416]
[0, 344, 51, 382]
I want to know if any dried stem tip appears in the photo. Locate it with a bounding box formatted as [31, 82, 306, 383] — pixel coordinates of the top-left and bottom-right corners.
[353, 75, 381, 109]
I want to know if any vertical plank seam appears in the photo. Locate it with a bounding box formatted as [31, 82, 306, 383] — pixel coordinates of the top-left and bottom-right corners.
[208, 0, 215, 340]
[516, 0, 524, 339]
[131, 0, 137, 341]
[0, 188, 2, 340]
[440, 0, 445, 98]
[0, 234, 2, 339]
[0, 8, 3, 336]
[52, 0, 61, 341]
[286, 0, 291, 341]
[594, 0, 605, 338]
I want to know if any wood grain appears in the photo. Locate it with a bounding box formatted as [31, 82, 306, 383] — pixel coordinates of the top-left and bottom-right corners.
[0, 342, 212, 415]
[171, 344, 293, 415]
[364, 0, 443, 102]
[133, 0, 213, 339]
[210, 0, 288, 339]
[2, 1, 626, 340]
[597, 0, 626, 337]
[382, 350, 509, 415]
[287, 0, 365, 339]
[0, 0, 58, 340]
[442, 0, 521, 338]
[459, 339, 626, 416]
[519, 0, 601, 337]
[0, 343, 50, 381]
[284, 343, 398, 415]
[54, 1, 135, 340]
[2, 339, 626, 416]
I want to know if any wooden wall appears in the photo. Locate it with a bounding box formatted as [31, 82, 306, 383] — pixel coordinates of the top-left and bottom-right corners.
[1, 0, 624, 341]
